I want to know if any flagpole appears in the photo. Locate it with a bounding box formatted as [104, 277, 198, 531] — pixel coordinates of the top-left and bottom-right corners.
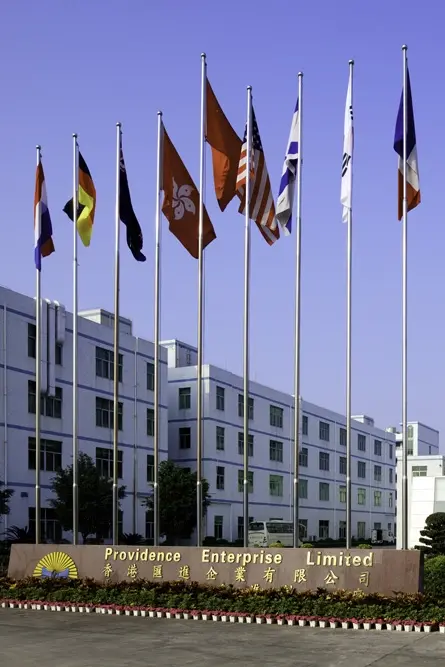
[401, 44, 408, 550]
[72, 133, 79, 546]
[35, 144, 42, 545]
[346, 59, 354, 550]
[196, 52, 206, 546]
[292, 72, 303, 549]
[153, 110, 163, 547]
[112, 122, 122, 545]
[243, 85, 252, 548]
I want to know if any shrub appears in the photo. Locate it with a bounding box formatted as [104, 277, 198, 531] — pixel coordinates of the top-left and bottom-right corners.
[300, 543, 314, 548]
[358, 544, 372, 549]
[424, 555, 445, 597]
[269, 542, 284, 548]
[417, 513, 445, 557]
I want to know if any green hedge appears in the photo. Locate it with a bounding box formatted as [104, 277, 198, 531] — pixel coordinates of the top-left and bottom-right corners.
[1, 577, 444, 622]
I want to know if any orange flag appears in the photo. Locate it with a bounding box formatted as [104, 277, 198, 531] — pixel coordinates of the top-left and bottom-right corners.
[206, 78, 242, 212]
[162, 126, 216, 258]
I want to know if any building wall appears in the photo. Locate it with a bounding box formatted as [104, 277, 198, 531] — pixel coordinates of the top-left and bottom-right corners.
[166, 341, 396, 543]
[0, 286, 169, 540]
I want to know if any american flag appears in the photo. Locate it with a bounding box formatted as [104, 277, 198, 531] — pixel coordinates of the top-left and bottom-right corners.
[236, 106, 279, 245]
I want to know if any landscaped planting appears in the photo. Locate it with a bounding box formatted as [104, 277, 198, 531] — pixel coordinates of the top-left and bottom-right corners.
[1, 576, 445, 631]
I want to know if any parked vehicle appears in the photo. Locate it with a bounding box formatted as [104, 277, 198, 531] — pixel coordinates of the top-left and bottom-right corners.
[371, 529, 395, 545]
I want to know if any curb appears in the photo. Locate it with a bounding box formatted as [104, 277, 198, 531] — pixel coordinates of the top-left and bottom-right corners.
[0, 600, 440, 632]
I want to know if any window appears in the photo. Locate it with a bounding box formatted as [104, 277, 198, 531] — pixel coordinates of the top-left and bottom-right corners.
[357, 521, 366, 539]
[412, 466, 428, 477]
[339, 427, 347, 447]
[339, 521, 346, 539]
[216, 386, 225, 411]
[339, 485, 346, 503]
[374, 490, 382, 507]
[145, 510, 154, 542]
[374, 465, 382, 482]
[299, 519, 308, 540]
[270, 405, 284, 428]
[339, 456, 347, 475]
[106, 510, 123, 540]
[216, 426, 225, 451]
[357, 488, 366, 505]
[299, 447, 308, 467]
[28, 323, 36, 358]
[319, 482, 330, 501]
[216, 466, 225, 490]
[238, 469, 254, 493]
[95, 397, 123, 430]
[214, 515, 224, 540]
[269, 475, 283, 497]
[302, 415, 308, 435]
[179, 427, 191, 449]
[178, 387, 191, 410]
[96, 447, 123, 479]
[55, 343, 63, 366]
[146, 408, 154, 437]
[237, 515, 254, 540]
[373, 522, 382, 531]
[95, 346, 123, 382]
[147, 454, 154, 483]
[319, 451, 330, 471]
[28, 381, 63, 419]
[357, 434, 366, 451]
[319, 520, 329, 539]
[29, 507, 61, 543]
[28, 437, 62, 472]
[374, 439, 382, 456]
[269, 439, 283, 462]
[389, 492, 393, 508]
[238, 432, 254, 457]
[299, 479, 308, 499]
[238, 394, 254, 420]
[389, 443, 393, 459]
[389, 468, 393, 484]
[146, 362, 154, 391]
[357, 460, 366, 478]
[319, 421, 330, 442]
[388, 523, 392, 532]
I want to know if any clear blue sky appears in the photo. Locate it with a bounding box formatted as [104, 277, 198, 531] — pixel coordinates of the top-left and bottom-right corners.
[0, 0, 442, 441]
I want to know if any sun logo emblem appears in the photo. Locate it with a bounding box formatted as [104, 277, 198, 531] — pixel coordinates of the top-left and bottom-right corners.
[33, 551, 78, 579]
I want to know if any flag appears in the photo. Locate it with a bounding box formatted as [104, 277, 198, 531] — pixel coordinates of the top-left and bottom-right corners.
[394, 69, 420, 220]
[341, 71, 354, 223]
[206, 78, 242, 211]
[161, 125, 216, 258]
[119, 139, 146, 261]
[276, 98, 300, 234]
[34, 160, 55, 271]
[63, 152, 96, 246]
[236, 106, 279, 245]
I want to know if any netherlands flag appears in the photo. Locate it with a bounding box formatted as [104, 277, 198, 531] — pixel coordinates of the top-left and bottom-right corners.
[34, 159, 54, 270]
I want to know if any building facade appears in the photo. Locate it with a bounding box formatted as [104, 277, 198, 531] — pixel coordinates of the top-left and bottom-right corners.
[165, 340, 397, 543]
[0, 286, 169, 541]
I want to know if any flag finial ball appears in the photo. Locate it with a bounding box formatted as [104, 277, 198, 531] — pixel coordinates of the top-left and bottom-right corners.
[402, 44, 408, 51]
[349, 59, 354, 65]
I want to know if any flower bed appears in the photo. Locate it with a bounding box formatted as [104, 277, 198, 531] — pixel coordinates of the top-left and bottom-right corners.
[0, 577, 443, 631]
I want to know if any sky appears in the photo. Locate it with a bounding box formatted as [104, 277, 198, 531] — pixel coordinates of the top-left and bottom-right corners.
[0, 0, 443, 443]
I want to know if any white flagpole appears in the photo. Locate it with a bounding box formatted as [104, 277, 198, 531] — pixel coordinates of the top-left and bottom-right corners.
[35, 145, 42, 545]
[153, 111, 163, 546]
[112, 122, 122, 545]
[346, 59, 354, 550]
[196, 52, 207, 546]
[243, 85, 253, 548]
[72, 133, 79, 545]
[292, 72, 303, 549]
[401, 44, 409, 550]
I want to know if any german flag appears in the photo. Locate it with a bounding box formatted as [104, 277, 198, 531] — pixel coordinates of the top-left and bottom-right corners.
[63, 152, 96, 246]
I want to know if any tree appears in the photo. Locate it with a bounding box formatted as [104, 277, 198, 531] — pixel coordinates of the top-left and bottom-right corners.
[143, 460, 210, 545]
[49, 452, 126, 544]
[0, 481, 13, 520]
[417, 512, 445, 556]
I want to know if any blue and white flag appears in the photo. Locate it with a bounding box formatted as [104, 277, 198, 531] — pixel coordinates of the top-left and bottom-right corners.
[341, 70, 354, 222]
[276, 99, 300, 234]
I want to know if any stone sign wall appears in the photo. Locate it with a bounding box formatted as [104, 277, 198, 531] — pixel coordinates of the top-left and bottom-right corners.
[8, 545, 423, 595]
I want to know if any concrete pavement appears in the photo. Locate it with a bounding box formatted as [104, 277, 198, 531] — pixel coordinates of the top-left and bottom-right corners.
[1, 609, 445, 666]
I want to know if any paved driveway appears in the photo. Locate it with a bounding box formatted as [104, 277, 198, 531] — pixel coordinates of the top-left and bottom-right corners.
[1, 610, 445, 666]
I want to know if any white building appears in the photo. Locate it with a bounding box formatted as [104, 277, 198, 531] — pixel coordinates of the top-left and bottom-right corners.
[0, 285, 169, 541]
[165, 339, 396, 543]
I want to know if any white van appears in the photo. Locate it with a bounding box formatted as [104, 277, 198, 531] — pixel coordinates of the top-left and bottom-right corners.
[248, 520, 294, 547]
